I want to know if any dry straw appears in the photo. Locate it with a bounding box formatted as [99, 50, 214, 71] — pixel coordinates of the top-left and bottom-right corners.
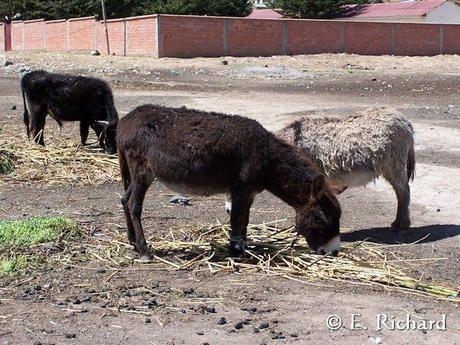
[86, 220, 459, 302]
[0, 138, 119, 185]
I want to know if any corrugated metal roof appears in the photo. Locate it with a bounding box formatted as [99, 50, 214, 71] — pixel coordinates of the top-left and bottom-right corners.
[343, 0, 447, 18]
[247, 9, 283, 19]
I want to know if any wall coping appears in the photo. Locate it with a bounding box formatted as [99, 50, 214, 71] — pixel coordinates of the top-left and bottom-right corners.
[23, 19, 45, 24]
[68, 16, 96, 22]
[124, 14, 158, 21]
[45, 19, 67, 24]
[103, 18, 127, 23]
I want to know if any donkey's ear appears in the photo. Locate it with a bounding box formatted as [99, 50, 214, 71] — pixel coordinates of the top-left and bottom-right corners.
[330, 183, 348, 195]
[311, 174, 325, 200]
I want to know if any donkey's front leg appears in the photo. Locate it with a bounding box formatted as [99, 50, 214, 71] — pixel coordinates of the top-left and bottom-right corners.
[229, 189, 254, 255]
[225, 193, 232, 214]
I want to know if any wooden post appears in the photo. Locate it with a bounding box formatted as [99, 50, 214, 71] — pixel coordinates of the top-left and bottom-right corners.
[101, 0, 110, 54]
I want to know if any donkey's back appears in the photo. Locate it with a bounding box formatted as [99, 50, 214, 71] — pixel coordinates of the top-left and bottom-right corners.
[279, 107, 415, 229]
[117, 104, 270, 196]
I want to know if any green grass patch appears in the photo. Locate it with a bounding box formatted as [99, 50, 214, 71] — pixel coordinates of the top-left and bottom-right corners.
[1, 254, 27, 274]
[0, 216, 77, 247]
[0, 150, 15, 174]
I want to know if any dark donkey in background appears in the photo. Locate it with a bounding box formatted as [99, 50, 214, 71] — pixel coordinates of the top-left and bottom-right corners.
[117, 104, 347, 262]
[21, 70, 118, 154]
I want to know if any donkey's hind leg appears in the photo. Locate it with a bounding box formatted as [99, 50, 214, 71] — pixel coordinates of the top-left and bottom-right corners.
[229, 188, 254, 255]
[121, 184, 136, 246]
[127, 169, 155, 262]
[384, 169, 411, 230]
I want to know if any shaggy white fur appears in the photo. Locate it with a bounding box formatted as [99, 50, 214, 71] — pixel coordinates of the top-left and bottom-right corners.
[279, 107, 415, 229]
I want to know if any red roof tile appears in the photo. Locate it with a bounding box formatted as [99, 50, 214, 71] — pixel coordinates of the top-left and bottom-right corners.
[343, 0, 447, 18]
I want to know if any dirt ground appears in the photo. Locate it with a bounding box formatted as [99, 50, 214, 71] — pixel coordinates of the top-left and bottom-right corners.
[0, 52, 459, 345]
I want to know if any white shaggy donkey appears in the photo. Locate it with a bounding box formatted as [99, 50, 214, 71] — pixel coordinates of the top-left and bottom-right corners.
[278, 107, 415, 230]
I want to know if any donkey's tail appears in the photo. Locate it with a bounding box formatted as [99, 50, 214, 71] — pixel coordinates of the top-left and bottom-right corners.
[407, 144, 415, 182]
[118, 149, 131, 191]
[21, 85, 30, 138]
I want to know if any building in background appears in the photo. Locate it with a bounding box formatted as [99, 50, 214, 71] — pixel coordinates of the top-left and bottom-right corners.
[340, 0, 460, 23]
[252, 0, 269, 9]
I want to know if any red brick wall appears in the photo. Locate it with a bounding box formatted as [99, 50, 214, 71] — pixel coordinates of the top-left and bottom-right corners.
[159, 15, 224, 57]
[45, 20, 67, 51]
[287, 20, 341, 54]
[97, 19, 126, 55]
[126, 15, 157, 56]
[395, 23, 441, 56]
[443, 24, 460, 55]
[23, 19, 45, 50]
[11, 21, 24, 51]
[0, 24, 4, 51]
[68, 17, 97, 51]
[344, 21, 393, 55]
[227, 18, 283, 56]
[8, 14, 460, 57]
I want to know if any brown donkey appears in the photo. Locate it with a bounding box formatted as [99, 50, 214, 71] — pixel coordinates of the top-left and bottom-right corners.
[117, 105, 346, 262]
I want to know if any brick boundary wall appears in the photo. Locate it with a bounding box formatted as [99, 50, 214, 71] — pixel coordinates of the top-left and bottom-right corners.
[0, 23, 4, 52]
[4, 14, 460, 57]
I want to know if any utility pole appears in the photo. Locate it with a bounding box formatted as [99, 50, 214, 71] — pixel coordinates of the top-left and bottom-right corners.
[101, 0, 110, 55]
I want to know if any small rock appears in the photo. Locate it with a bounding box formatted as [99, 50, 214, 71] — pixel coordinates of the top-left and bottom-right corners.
[217, 317, 227, 325]
[253, 328, 260, 333]
[33, 341, 42, 345]
[183, 287, 194, 295]
[436, 208, 441, 212]
[144, 298, 158, 308]
[11, 105, 16, 110]
[259, 322, 269, 329]
[272, 319, 279, 324]
[145, 318, 151, 324]
[234, 321, 244, 329]
[204, 306, 216, 313]
[4, 60, 13, 67]
[170, 195, 190, 206]
[91, 50, 100, 56]
[196, 331, 204, 336]
[65, 332, 77, 339]
[371, 78, 377, 81]
[272, 333, 285, 340]
[222, 60, 228, 65]
[73, 298, 81, 305]
[242, 307, 257, 313]
[290, 333, 298, 337]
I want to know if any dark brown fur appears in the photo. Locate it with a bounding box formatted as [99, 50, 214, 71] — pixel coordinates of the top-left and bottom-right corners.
[117, 104, 344, 260]
[21, 70, 118, 154]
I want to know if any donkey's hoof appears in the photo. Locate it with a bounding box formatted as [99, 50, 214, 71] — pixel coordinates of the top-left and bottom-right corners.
[139, 253, 154, 263]
[229, 238, 246, 256]
[391, 221, 410, 231]
[225, 200, 232, 214]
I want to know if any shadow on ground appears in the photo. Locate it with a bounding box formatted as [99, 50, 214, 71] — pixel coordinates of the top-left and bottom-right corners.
[342, 224, 460, 244]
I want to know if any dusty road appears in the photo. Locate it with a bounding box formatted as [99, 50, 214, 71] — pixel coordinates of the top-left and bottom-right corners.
[0, 52, 459, 345]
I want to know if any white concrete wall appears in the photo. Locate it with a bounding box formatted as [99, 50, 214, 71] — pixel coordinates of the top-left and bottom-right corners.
[426, 2, 460, 23]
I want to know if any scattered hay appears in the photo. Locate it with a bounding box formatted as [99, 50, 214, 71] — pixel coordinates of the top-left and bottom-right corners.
[0, 140, 119, 185]
[86, 220, 459, 302]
